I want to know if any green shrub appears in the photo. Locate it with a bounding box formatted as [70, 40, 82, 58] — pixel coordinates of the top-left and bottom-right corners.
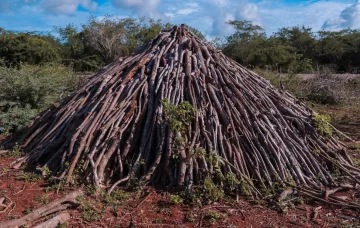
[169, 194, 184, 205]
[313, 112, 332, 136]
[161, 99, 197, 134]
[0, 31, 61, 67]
[0, 104, 37, 134]
[0, 64, 78, 134]
[202, 176, 224, 202]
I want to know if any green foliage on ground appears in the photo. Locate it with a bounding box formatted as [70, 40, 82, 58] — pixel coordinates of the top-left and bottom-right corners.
[313, 112, 333, 136]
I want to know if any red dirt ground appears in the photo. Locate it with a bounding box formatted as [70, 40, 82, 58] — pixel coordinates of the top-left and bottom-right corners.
[1, 154, 360, 228]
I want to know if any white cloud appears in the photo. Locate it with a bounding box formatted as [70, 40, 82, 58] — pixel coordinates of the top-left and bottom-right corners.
[0, 0, 35, 12]
[235, 1, 260, 25]
[322, 1, 360, 29]
[112, 0, 164, 19]
[212, 10, 235, 36]
[176, 8, 198, 15]
[41, 0, 98, 14]
[1, 0, 359, 38]
[0, 0, 98, 14]
[185, 2, 199, 8]
[164, 12, 175, 18]
[169, 2, 201, 16]
[208, 0, 261, 36]
[258, 1, 351, 34]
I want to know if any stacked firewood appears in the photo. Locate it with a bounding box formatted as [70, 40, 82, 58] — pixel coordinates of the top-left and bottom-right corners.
[9, 25, 360, 205]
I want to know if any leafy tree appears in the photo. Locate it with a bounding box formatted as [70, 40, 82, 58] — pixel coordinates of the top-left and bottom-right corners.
[82, 17, 175, 65]
[226, 20, 265, 42]
[223, 22, 316, 73]
[82, 16, 145, 64]
[223, 20, 267, 67]
[272, 26, 317, 73]
[316, 29, 360, 72]
[134, 18, 171, 46]
[54, 24, 102, 72]
[260, 37, 296, 72]
[0, 30, 61, 67]
[187, 26, 206, 40]
[274, 26, 316, 59]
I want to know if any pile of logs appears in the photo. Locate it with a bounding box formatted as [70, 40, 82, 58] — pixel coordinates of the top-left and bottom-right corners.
[8, 25, 360, 199]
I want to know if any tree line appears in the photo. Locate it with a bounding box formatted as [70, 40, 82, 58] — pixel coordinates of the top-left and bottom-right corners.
[222, 21, 360, 73]
[1, 17, 360, 73]
[0, 17, 204, 72]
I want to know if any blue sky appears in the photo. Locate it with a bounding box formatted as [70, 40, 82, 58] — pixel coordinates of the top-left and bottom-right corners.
[0, 0, 359, 37]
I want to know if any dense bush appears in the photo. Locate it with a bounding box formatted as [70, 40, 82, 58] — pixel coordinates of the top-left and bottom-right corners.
[0, 64, 78, 134]
[222, 22, 360, 73]
[0, 30, 61, 67]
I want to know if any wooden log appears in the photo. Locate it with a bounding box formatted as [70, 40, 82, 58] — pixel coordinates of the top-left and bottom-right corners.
[0, 190, 82, 228]
[33, 212, 71, 228]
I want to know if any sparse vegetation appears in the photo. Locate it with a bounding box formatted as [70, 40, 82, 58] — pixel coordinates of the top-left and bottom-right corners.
[34, 195, 49, 205]
[77, 196, 104, 222]
[204, 210, 224, 224]
[313, 112, 333, 136]
[169, 194, 184, 205]
[15, 172, 42, 182]
[6, 144, 24, 157]
[161, 98, 197, 138]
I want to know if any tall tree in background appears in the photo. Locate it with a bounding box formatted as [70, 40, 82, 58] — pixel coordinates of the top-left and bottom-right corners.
[0, 29, 60, 67]
[55, 24, 102, 72]
[223, 20, 267, 67]
[273, 26, 316, 72]
[83, 17, 174, 64]
[83, 17, 139, 64]
[317, 29, 360, 72]
[275, 26, 316, 59]
[223, 20, 298, 72]
[0, 19, 359, 73]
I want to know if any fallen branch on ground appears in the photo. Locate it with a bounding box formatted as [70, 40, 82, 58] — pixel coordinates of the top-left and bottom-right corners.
[33, 211, 71, 228]
[0, 190, 82, 228]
